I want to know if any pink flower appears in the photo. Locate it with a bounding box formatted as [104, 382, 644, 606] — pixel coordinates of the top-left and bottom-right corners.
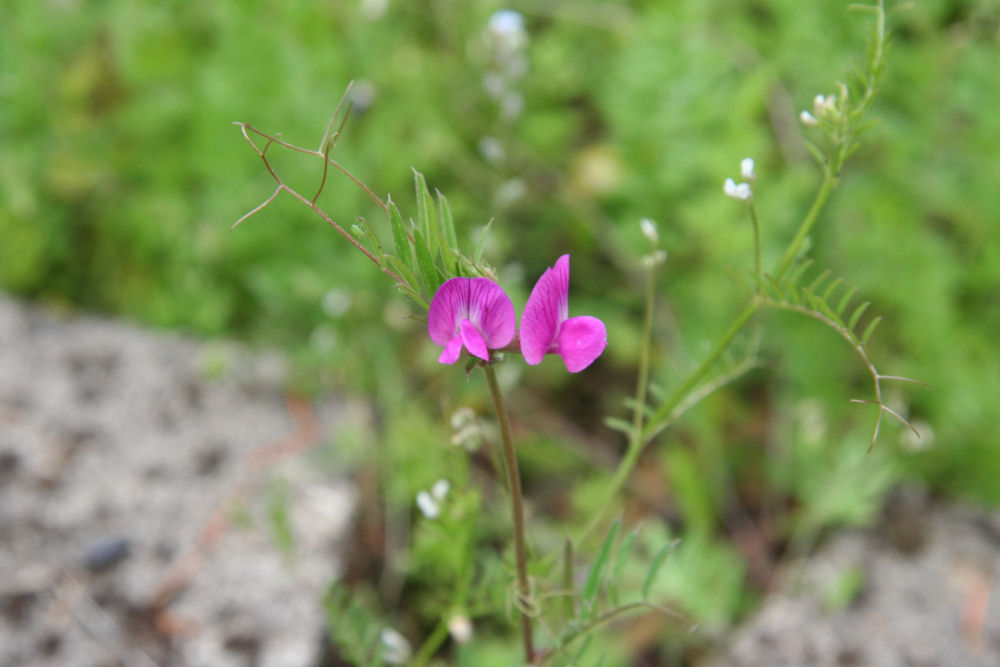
[428, 277, 516, 364]
[520, 255, 607, 372]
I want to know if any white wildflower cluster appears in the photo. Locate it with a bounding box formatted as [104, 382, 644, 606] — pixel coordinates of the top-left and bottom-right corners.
[800, 89, 844, 127]
[415, 478, 451, 519]
[723, 157, 755, 201]
[483, 10, 528, 121]
[638, 218, 667, 268]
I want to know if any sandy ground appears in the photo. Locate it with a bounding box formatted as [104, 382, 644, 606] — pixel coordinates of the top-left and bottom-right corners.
[713, 489, 1000, 666]
[2, 293, 999, 666]
[0, 295, 357, 666]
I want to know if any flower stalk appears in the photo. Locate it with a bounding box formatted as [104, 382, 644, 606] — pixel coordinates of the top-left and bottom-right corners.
[483, 362, 535, 664]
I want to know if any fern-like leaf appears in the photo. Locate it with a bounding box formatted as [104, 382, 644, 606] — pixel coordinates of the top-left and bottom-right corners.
[760, 267, 924, 448]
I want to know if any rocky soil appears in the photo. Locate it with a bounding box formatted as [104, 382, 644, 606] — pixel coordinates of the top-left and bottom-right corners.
[712, 492, 1000, 666]
[0, 295, 358, 666]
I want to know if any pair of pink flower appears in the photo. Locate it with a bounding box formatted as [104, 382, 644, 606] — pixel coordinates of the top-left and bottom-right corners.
[427, 255, 607, 373]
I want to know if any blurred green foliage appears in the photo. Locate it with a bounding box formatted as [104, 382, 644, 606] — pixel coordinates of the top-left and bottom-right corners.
[4, 0, 999, 662]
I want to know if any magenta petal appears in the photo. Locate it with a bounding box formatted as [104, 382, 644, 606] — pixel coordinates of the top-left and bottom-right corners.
[520, 255, 570, 365]
[438, 335, 464, 364]
[467, 278, 516, 349]
[460, 319, 489, 361]
[555, 316, 607, 373]
[428, 277, 468, 346]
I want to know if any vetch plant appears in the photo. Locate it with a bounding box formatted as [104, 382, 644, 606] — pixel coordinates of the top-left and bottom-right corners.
[234, 2, 922, 662]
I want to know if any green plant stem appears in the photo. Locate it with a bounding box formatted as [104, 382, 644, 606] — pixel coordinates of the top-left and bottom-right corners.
[749, 200, 762, 295]
[630, 264, 657, 453]
[774, 171, 836, 280]
[411, 620, 449, 667]
[483, 363, 535, 665]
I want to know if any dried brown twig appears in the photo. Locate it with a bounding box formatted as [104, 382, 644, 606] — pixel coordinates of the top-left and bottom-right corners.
[232, 83, 405, 286]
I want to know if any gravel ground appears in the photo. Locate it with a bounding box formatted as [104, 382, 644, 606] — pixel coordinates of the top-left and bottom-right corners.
[713, 490, 1000, 667]
[0, 295, 358, 667]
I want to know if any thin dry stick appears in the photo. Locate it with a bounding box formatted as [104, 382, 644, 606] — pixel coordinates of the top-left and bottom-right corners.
[231, 119, 406, 287]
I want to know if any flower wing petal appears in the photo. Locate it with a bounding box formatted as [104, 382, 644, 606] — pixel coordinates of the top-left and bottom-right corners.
[469, 278, 515, 349]
[438, 335, 464, 364]
[520, 255, 570, 365]
[555, 315, 607, 373]
[428, 277, 469, 346]
[460, 319, 490, 361]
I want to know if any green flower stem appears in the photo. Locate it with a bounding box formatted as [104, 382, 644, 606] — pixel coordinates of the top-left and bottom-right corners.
[483, 363, 535, 664]
[749, 199, 763, 295]
[411, 620, 449, 667]
[774, 170, 836, 280]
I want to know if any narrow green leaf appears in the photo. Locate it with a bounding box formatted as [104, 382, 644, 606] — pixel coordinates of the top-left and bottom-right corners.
[764, 274, 784, 301]
[475, 219, 494, 264]
[437, 189, 458, 250]
[610, 528, 638, 588]
[603, 417, 634, 435]
[383, 256, 421, 295]
[563, 537, 576, 620]
[804, 140, 826, 166]
[413, 170, 437, 259]
[807, 269, 833, 294]
[847, 301, 871, 332]
[622, 398, 652, 417]
[413, 228, 442, 294]
[805, 291, 824, 313]
[582, 517, 621, 606]
[836, 286, 858, 317]
[861, 315, 883, 345]
[822, 277, 844, 302]
[387, 200, 413, 270]
[788, 259, 814, 287]
[355, 217, 384, 257]
[642, 539, 677, 599]
[781, 278, 801, 305]
[436, 231, 459, 276]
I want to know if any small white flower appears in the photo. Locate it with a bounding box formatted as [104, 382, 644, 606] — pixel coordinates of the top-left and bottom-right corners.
[740, 157, 755, 181]
[431, 478, 450, 501]
[799, 110, 818, 126]
[416, 490, 439, 519]
[813, 94, 826, 111]
[723, 177, 752, 201]
[380, 628, 412, 664]
[448, 614, 474, 643]
[639, 217, 659, 245]
[489, 10, 526, 40]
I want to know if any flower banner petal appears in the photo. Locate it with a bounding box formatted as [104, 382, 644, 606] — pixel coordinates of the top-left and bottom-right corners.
[520, 255, 570, 365]
[555, 316, 607, 373]
[468, 278, 516, 349]
[428, 277, 468, 346]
